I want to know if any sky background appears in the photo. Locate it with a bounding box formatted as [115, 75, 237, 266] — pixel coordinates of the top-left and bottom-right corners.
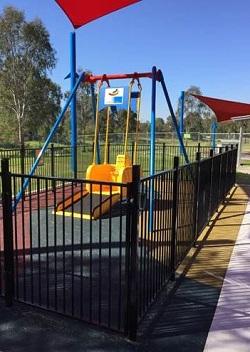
[1, 0, 250, 123]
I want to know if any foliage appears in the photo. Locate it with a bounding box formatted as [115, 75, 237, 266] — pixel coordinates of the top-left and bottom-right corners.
[0, 6, 62, 145]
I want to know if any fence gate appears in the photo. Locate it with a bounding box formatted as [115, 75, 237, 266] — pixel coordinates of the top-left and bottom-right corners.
[0, 160, 140, 339]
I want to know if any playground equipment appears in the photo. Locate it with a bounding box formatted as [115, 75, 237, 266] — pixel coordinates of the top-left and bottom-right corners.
[56, 76, 142, 219]
[14, 67, 190, 224]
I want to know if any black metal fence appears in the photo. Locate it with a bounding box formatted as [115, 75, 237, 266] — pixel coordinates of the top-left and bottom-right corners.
[0, 143, 213, 179]
[0, 145, 237, 340]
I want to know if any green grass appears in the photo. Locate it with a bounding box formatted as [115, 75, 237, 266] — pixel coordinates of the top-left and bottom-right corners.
[240, 160, 250, 166]
[2, 145, 193, 178]
[0, 143, 242, 197]
[25, 141, 69, 148]
[236, 172, 250, 185]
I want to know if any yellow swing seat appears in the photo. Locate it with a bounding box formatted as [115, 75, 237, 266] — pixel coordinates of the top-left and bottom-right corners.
[86, 154, 132, 196]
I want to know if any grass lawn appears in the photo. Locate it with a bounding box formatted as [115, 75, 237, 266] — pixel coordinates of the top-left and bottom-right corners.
[1, 144, 198, 178]
[236, 172, 250, 185]
[0, 142, 236, 195]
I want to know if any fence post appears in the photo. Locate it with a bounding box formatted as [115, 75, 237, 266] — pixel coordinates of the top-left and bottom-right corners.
[131, 141, 135, 164]
[92, 142, 95, 163]
[125, 165, 140, 341]
[51, 143, 56, 193]
[162, 143, 166, 171]
[107, 142, 110, 164]
[20, 143, 25, 175]
[197, 142, 201, 154]
[193, 151, 201, 245]
[170, 156, 179, 281]
[225, 146, 229, 196]
[1, 159, 14, 306]
[208, 149, 214, 219]
[20, 143, 25, 200]
[237, 127, 243, 168]
[233, 145, 237, 185]
[125, 165, 140, 340]
[218, 148, 223, 204]
[228, 145, 233, 189]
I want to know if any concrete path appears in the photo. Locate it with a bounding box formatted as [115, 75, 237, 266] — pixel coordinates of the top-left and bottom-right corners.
[204, 193, 250, 351]
[138, 185, 250, 352]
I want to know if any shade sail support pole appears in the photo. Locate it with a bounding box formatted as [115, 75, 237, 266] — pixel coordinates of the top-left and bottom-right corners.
[70, 31, 77, 178]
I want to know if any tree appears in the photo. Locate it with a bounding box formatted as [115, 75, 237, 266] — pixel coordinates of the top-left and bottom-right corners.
[0, 6, 61, 145]
[73, 70, 94, 143]
[183, 86, 213, 119]
[177, 86, 215, 135]
[155, 117, 165, 132]
[25, 76, 62, 139]
[165, 116, 174, 133]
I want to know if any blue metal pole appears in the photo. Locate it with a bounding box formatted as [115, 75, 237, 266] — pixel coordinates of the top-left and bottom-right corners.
[14, 72, 86, 210]
[149, 66, 157, 233]
[70, 31, 77, 178]
[159, 71, 190, 164]
[90, 83, 101, 164]
[150, 66, 157, 177]
[179, 91, 185, 154]
[211, 121, 217, 150]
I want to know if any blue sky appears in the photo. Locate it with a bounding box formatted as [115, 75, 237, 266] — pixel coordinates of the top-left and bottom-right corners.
[1, 0, 250, 122]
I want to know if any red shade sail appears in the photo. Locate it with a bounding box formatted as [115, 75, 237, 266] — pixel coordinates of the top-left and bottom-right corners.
[55, 0, 141, 29]
[191, 94, 250, 123]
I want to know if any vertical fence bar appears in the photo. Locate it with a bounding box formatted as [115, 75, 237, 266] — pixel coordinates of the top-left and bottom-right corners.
[233, 145, 237, 185]
[107, 142, 110, 164]
[225, 146, 229, 198]
[208, 149, 214, 218]
[51, 143, 56, 192]
[20, 143, 25, 200]
[218, 147, 223, 204]
[20, 143, 25, 175]
[132, 141, 135, 164]
[1, 159, 14, 306]
[197, 142, 201, 154]
[170, 156, 179, 280]
[125, 165, 140, 341]
[237, 127, 243, 168]
[162, 143, 166, 171]
[193, 151, 201, 244]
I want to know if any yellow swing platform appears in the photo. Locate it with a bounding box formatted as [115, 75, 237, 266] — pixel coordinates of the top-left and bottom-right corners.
[56, 76, 142, 220]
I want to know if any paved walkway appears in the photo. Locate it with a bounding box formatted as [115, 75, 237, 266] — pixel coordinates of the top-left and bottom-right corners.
[0, 185, 249, 351]
[204, 189, 250, 351]
[137, 185, 250, 351]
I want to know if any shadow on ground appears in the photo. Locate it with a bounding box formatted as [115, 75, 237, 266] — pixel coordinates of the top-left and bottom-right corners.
[0, 275, 219, 352]
[1, 186, 249, 352]
[0, 273, 220, 352]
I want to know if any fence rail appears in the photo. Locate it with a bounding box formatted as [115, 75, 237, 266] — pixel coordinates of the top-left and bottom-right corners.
[0, 143, 216, 179]
[0, 145, 237, 340]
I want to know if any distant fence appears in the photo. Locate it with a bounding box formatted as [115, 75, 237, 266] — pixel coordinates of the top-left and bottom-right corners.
[0, 143, 216, 179]
[0, 145, 237, 340]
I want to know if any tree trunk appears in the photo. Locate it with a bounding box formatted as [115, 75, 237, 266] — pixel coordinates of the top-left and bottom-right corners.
[17, 118, 24, 146]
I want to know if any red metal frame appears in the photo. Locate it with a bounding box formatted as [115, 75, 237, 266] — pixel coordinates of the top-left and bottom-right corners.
[84, 71, 157, 83]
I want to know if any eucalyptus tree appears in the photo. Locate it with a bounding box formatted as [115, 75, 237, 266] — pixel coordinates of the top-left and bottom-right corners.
[0, 6, 61, 145]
